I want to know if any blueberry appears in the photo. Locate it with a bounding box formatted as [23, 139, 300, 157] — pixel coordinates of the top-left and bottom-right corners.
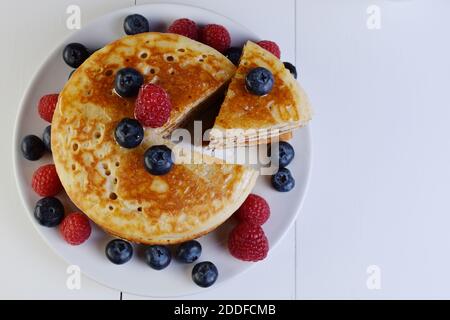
[271, 141, 295, 168]
[192, 261, 218, 288]
[34, 197, 64, 227]
[42, 125, 52, 152]
[283, 62, 297, 79]
[68, 69, 75, 80]
[114, 118, 144, 149]
[105, 239, 133, 265]
[145, 245, 171, 270]
[225, 47, 242, 66]
[21, 135, 45, 161]
[144, 145, 174, 176]
[245, 67, 274, 96]
[176, 240, 202, 263]
[63, 43, 90, 68]
[271, 168, 295, 192]
[123, 14, 150, 35]
[114, 68, 144, 97]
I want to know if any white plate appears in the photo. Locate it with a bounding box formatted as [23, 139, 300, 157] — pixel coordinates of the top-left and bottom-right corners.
[12, 3, 311, 297]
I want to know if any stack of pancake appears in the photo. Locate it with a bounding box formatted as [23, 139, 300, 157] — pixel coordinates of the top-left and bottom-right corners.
[52, 32, 310, 244]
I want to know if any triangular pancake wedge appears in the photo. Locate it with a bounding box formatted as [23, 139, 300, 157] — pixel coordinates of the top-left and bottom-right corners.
[209, 41, 312, 148]
[52, 32, 257, 244]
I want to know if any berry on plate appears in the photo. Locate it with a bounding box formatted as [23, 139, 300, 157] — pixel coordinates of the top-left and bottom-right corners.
[176, 240, 202, 263]
[114, 68, 144, 97]
[200, 24, 231, 53]
[134, 84, 172, 127]
[143, 145, 174, 176]
[31, 164, 63, 197]
[63, 43, 90, 68]
[60, 212, 91, 245]
[283, 62, 297, 79]
[21, 135, 45, 161]
[257, 40, 281, 59]
[38, 94, 59, 123]
[34, 197, 65, 227]
[192, 261, 218, 288]
[123, 14, 150, 35]
[245, 67, 274, 96]
[114, 118, 144, 148]
[145, 245, 172, 270]
[225, 46, 242, 66]
[105, 239, 133, 265]
[167, 18, 199, 40]
[42, 125, 52, 152]
[271, 141, 295, 168]
[271, 167, 295, 192]
[235, 194, 270, 226]
[228, 222, 269, 262]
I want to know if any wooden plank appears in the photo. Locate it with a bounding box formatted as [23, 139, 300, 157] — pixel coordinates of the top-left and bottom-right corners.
[296, 0, 450, 299]
[0, 0, 134, 300]
[123, 0, 298, 300]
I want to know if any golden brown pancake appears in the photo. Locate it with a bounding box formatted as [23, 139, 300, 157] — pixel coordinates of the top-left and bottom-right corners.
[209, 41, 312, 148]
[51, 32, 257, 244]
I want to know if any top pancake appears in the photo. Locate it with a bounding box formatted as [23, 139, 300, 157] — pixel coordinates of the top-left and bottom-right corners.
[209, 41, 312, 147]
[51, 32, 257, 244]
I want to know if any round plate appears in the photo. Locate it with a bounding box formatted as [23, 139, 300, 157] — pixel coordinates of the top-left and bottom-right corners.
[13, 3, 311, 297]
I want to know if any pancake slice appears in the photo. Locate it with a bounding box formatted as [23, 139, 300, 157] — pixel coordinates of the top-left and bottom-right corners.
[52, 32, 257, 244]
[209, 41, 312, 148]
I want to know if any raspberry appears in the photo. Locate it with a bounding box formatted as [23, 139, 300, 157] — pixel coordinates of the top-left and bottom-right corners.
[31, 164, 63, 197]
[168, 18, 199, 40]
[38, 94, 59, 123]
[200, 24, 231, 53]
[60, 212, 91, 245]
[235, 194, 270, 225]
[134, 84, 172, 128]
[257, 40, 281, 59]
[228, 222, 269, 262]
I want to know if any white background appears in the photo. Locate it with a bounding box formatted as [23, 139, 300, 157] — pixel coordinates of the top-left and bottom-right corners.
[1, 0, 449, 299]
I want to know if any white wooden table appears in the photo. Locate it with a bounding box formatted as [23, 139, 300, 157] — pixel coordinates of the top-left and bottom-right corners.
[1, 0, 450, 299]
